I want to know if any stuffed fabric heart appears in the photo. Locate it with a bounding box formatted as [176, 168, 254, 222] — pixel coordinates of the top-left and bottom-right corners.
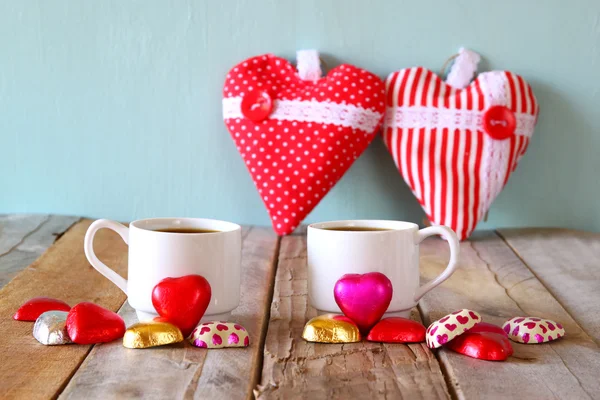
[383, 50, 539, 240]
[223, 51, 385, 235]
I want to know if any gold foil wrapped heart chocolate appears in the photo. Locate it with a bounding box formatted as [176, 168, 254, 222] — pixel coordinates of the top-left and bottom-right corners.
[189, 321, 250, 349]
[33, 311, 72, 345]
[426, 309, 481, 349]
[123, 321, 184, 349]
[503, 317, 565, 344]
[302, 314, 361, 343]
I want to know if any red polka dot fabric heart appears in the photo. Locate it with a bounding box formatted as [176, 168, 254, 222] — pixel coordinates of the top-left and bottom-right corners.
[223, 51, 385, 235]
[383, 53, 539, 240]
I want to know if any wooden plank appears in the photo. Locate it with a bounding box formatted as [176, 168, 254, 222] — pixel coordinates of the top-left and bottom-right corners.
[256, 231, 450, 400]
[60, 226, 279, 400]
[418, 231, 600, 400]
[0, 214, 80, 288]
[498, 228, 600, 345]
[0, 219, 129, 400]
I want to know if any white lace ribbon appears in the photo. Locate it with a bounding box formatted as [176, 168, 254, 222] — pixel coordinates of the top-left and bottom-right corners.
[446, 48, 481, 89]
[384, 106, 536, 138]
[296, 50, 322, 82]
[223, 97, 382, 132]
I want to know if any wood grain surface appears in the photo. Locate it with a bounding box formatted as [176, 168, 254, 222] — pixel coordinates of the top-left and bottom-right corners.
[418, 231, 600, 400]
[256, 231, 450, 400]
[60, 227, 279, 400]
[0, 219, 129, 399]
[0, 214, 79, 288]
[3, 215, 600, 400]
[499, 228, 600, 345]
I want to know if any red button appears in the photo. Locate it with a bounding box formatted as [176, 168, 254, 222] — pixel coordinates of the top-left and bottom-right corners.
[241, 91, 273, 122]
[483, 105, 516, 140]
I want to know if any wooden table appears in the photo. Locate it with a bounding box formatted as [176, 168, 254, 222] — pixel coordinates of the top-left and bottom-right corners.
[1, 215, 600, 399]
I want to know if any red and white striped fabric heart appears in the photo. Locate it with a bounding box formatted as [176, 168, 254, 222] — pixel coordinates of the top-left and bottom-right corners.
[383, 56, 539, 240]
[223, 51, 385, 235]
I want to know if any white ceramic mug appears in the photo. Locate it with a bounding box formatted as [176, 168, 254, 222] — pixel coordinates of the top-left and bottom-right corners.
[307, 220, 460, 318]
[84, 218, 242, 322]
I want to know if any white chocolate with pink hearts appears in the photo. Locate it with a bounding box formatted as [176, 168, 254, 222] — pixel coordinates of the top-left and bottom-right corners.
[426, 309, 481, 349]
[189, 321, 249, 349]
[502, 317, 565, 344]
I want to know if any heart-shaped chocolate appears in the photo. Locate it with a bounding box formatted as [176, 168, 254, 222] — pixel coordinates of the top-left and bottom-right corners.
[446, 331, 513, 361]
[189, 321, 249, 349]
[334, 272, 393, 334]
[468, 321, 508, 337]
[151, 275, 211, 337]
[383, 66, 539, 240]
[14, 297, 71, 321]
[123, 320, 184, 349]
[222, 52, 385, 235]
[426, 309, 481, 349]
[366, 317, 426, 343]
[66, 302, 125, 344]
[503, 316, 564, 344]
[302, 314, 361, 343]
[33, 311, 72, 345]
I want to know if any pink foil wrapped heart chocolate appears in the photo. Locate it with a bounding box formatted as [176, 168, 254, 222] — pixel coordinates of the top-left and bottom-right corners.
[503, 317, 565, 344]
[333, 272, 393, 334]
[189, 321, 249, 349]
[426, 309, 481, 349]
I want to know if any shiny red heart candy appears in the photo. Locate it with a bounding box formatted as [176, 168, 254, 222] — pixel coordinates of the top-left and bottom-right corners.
[468, 321, 508, 337]
[446, 331, 513, 361]
[367, 317, 426, 343]
[66, 302, 125, 344]
[152, 275, 211, 337]
[13, 297, 71, 321]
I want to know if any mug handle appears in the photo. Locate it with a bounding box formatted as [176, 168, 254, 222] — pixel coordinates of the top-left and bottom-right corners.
[413, 225, 460, 302]
[84, 219, 129, 294]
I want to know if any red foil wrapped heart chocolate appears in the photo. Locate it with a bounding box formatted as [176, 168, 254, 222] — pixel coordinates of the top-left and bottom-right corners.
[446, 331, 513, 361]
[503, 316, 565, 344]
[66, 302, 125, 344]
[13, 297, 71, 321]
[469, 321, 508, 337]
[366, 317, 426, 343]
[152, 274, 212, 337]
[426, 309, 481, 349]
[334, 272, 393, 334]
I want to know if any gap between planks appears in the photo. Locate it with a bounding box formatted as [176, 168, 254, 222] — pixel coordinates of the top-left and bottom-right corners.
[0, 215, 81, 289]
[494, 229, 576, 327]
[58, 226, 281, 400]
[417, 231, 600, 400]
[0, 219, 129, 399]
[496, 228, 600, 347]
[256, 228, 451, 400]
[249, 235, 282, 400]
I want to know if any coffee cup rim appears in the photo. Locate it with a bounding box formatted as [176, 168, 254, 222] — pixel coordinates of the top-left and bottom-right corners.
[308, 220, 419, 232]
[130, 217, 241, 234]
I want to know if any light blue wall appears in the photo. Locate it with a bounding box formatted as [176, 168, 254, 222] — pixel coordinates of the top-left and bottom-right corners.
[1, 0, 599, 231]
